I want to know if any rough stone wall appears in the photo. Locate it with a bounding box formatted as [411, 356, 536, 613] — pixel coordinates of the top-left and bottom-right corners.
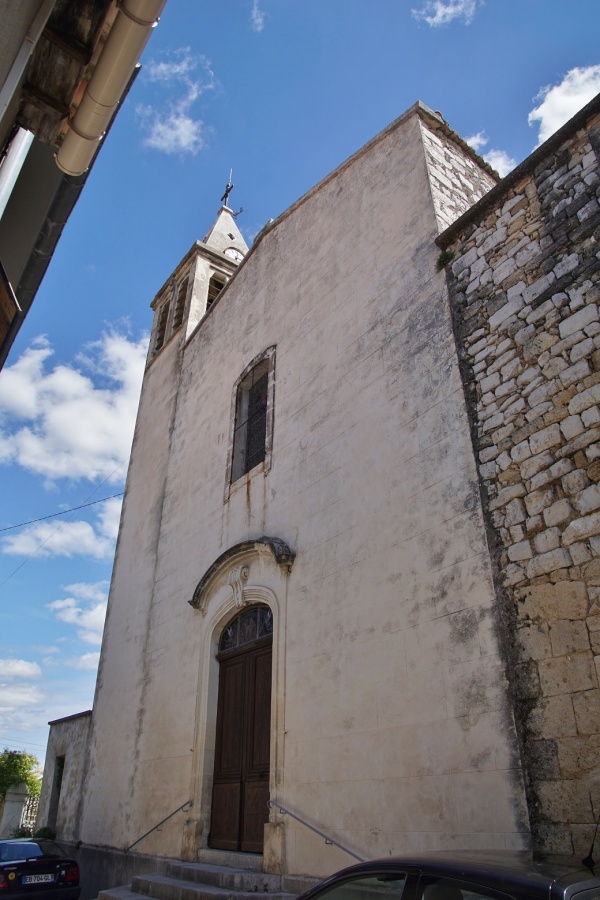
[442, 104, 600, 854]
[420, 119, 498, 232]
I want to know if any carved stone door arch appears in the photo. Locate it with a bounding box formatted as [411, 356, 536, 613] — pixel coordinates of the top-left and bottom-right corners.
[185, 537, 295, 864]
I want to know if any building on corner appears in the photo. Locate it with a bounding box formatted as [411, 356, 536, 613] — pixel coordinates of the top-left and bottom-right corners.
[0, 0, 167, 370]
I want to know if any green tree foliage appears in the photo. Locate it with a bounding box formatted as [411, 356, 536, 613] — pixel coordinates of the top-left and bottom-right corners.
[0, 749, 41, 798]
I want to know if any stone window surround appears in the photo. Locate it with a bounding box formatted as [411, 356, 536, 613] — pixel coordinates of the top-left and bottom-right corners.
[224, 345, 276, 501]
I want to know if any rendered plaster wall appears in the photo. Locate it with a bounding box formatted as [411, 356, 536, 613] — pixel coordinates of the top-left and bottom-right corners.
[77, 105, 528, 874]
[36, 712, 91, 841]
[77, 334, 186, 851]
[441, 101, 600, 855]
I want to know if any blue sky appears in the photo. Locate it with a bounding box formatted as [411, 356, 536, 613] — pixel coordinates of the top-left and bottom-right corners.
[0, 0, 599, 762]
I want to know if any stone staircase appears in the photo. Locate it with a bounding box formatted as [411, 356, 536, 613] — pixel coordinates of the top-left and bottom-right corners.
[97, 855, 320, 900]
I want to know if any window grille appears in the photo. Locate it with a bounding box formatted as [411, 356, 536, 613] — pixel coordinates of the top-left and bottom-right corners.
[20, 794, 39, 833]
[231, 359, 269, 482]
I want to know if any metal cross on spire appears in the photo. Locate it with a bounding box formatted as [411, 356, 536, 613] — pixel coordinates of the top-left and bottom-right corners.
[220, 169, 234, 206]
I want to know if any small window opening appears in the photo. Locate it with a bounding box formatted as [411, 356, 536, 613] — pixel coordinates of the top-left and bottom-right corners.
[172, 278, 188, 331]
[231, 359, 269, 482]
[153, 302, 169, 353]
[207, 274, 227, 312]
[47, 755, 65, 831]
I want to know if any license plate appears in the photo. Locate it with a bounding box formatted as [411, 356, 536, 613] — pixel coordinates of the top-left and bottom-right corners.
[22, 874, 55, 884]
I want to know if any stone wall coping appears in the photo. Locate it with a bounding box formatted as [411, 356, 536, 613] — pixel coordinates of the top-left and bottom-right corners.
[152, 99, 499, 350]
[248, 100, 497, 255]
[48, 709, 92, 726]
[436, 91, 600, 250]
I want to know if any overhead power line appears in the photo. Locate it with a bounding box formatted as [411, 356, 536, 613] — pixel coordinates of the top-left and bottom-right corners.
[0, 494, 124, 533]
[0, 461, 126, 592]
[0, 738, 49, 751]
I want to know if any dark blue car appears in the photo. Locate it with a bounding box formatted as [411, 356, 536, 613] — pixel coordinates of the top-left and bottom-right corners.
[298, 851, 600, 900]
[0, 840, 80, 900]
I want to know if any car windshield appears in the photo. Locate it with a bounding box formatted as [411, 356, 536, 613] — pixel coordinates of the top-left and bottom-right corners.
[0, 841, 66, 862]
[312, 874, 407, 900]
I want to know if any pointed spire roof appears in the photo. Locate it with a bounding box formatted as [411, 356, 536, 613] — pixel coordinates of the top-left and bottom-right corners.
[202, 205, 249, 259]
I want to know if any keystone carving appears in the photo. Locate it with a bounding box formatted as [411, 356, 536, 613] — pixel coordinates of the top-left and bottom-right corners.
[189, 537, 295, 612]
[229, 565, 250, 608]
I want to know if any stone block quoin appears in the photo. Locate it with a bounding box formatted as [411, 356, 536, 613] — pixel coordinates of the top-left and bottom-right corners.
[439, 97, 600, 856]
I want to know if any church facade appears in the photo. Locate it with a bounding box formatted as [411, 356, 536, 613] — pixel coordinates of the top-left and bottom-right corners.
[37, 96, 600, 887]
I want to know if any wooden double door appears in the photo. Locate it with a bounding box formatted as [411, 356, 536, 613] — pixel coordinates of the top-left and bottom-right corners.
[209, 635, 272, 852]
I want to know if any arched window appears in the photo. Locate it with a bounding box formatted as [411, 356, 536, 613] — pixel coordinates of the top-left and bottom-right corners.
[227, 346, 276, 487]
[219, 605, 273, 654]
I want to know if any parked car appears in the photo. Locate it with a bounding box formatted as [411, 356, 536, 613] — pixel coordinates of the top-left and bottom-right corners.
[297, 851, 600, 900]
[0, 839, 80, 900]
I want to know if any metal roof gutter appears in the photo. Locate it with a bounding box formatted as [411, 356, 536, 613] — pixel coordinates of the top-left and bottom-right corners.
[0, 67, 140, 369]
[55, 0, 167, 176]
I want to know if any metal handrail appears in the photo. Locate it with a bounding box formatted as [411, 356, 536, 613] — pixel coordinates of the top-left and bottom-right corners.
[125, 799, 193, 852]
[268, 800, 365, 862]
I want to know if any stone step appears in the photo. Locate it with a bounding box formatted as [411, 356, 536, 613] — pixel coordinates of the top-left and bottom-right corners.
[131, 872, 297, 900]
[98, 886, 152, 900]
[195, 851, 263, 872]
[96, 859, 319, 900]
[164, 862, 283, 893]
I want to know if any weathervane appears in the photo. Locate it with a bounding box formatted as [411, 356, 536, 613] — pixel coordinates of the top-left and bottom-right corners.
[220, 168, 243, 217]
[221, 169, 234, 206]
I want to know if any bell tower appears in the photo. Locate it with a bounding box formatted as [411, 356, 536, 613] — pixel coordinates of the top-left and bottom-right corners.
[148, 200, 248, 362]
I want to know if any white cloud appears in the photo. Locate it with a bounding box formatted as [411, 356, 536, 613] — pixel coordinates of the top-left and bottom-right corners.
[251, 0, 266, 32]
[63, 581, 109, 603]
[47, 583, 108, 646]
[137, 50, 216, 155]
[0, 659, 42, 680]
[412, 0, 479, 27]
[0, 330, 146, 484]
[529, 64, 600, 146]
[0, 683, 45, 714]
[141, 111, 205, 155]
[483, 148, 517, 177]
[464, 132, 516, 177]
[465, 131, 487, 152]
[66, 652, 100, 671]
[1, 498, 122, 560]
[0, 681, 47, 742]
[145, 56, 199, 84]
[96, 497, 122, 542]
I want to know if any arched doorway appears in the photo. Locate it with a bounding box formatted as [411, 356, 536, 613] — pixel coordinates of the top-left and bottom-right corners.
[209, 604, 273, 853]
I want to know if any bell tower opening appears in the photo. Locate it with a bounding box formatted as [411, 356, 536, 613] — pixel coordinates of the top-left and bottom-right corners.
[207, 273, 227, 312]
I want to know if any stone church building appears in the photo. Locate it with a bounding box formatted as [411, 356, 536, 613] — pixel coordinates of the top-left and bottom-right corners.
[37, 95, 600, 894]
